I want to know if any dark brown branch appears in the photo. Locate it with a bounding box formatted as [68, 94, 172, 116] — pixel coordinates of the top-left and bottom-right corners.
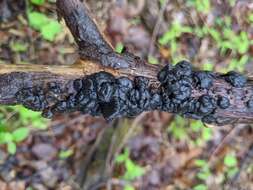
[0, 0, 253, 126]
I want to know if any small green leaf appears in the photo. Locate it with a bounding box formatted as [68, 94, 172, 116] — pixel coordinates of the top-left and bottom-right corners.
[202, 63, 214, 71]
[10, 42, 28, 53]
[148, 55, 159, 65]
[41, 21, 62, 41]
[16, 106, 48, 129]
[124, 185, 135, 190]
[28, 11, 49, 31]
[12, 127, 29, 142]
[227, 167, 238, 178]
[59, 149, 74, 159]
[197, 171, 210, 180]
[193, 184, 208, 190]
[224, 154, 237, 167]
[7, 142, 17, 154]
[202, 128, 212, 141]
[124, 159, 145, 180]
[195, 159, 207, 167]
[27, 11, 62, 41]
[30, 0, 45, 6]
[190, 121, 204, 132]
[116, 149, 130, 163]
[0, 132, 13, 144]
[115, 42, 124, 54]
[249, 14, 253, 23]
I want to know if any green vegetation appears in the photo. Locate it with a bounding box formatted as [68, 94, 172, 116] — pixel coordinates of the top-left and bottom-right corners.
[148, 55, 159, 65]
[10, 41, 28, 53]
[159, 21, 192, 64]
[158, 0, 252, 72]
[30, 0, 45, 6]
[193, 159, 211, 190]
[0, 106, 49, 154]
[59, 149, 74, 159]
[115, 42, 124, 54]
[168, 116, 212, 146]
[27, 11, 61, 41]
[116, 148, 145, 190]
[224, 153, 239, 178]
[187, 0, 211, 14]
[27, 0, 62, 41]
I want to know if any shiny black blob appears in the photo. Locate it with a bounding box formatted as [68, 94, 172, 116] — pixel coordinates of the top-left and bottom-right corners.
[247, 98, 253, 108]
[193, 71, 213, 89]
[97, 82, 115, 102]
[100, 98, 122, 120]
[157, 64, 171, 84]
[174, 60, 192, 77]
[158, 61, 193, 113]
[117, 77, 133, 89]
[217, 96, 230, 109]
[73, 79, 83, 91]
[198, 95, 216, 115]
[224, 71, 247, 88]
[16, 88, 46, 111]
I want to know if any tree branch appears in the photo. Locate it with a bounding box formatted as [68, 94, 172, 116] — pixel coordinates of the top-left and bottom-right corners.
[0, 0, 253, 126]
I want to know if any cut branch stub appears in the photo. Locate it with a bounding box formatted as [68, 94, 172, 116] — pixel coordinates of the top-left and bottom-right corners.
[0, 0, 253, 126]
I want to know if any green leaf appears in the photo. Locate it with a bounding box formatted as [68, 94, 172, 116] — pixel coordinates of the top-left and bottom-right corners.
[195, 159, 207, 167]
[224, 154, 237, 167]
[27, 11, 62, 41]
[124, 159, 145, 180]
[30, 0, 45, 6]
[193, 184, 208, 190]
[12, 127, 29, 142]
[7, 142, 17, 154]
[249, 13, 253, 23]
[124, 185, 135, 190]
[10, 42, 28, 53]
[28, 11, 49, 31]
[115, 42, 124, 54]
[227, 167, 238, 178]
[116, 149, 130, 163]
[0, 132, 13, 144]
[59, 149, 74, 159]
[41, 21, 62, 41]
[202, 128, 212, 141]
[202, 63, 214, 71]
[197, 171, 210, 180]
[148, 55, 159, 65]
[190, 121, 204, 132]
[16, 106, 48, 129]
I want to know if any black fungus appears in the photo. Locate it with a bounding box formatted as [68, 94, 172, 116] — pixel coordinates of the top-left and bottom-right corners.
[174, 60, 192, 77]
[198, 95, 216, 115]
[15, 60, 249, 125]
[97, 82, 115, 102]
[224, 71, 247, 88]
[247, 98, 253, 108]
[16, 88, 46, 111]
[217, 96, 230, 109]
[193, 71, 213, 89]
[73, 79, 83, 91]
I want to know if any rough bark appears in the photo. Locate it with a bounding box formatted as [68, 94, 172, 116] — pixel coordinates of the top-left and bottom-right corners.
[0, 0, 253, 125]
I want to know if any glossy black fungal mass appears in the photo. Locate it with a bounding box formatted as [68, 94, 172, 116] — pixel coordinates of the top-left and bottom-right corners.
[15, 61, 249, 125]
[247, 98, 253, 109]
[217, 96, 230, 109]
[223, 71, 247, 88]
[193, 71, 213, 89]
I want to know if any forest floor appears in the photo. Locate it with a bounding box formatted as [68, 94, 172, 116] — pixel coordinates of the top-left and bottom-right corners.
[0, 0, 253, 190]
